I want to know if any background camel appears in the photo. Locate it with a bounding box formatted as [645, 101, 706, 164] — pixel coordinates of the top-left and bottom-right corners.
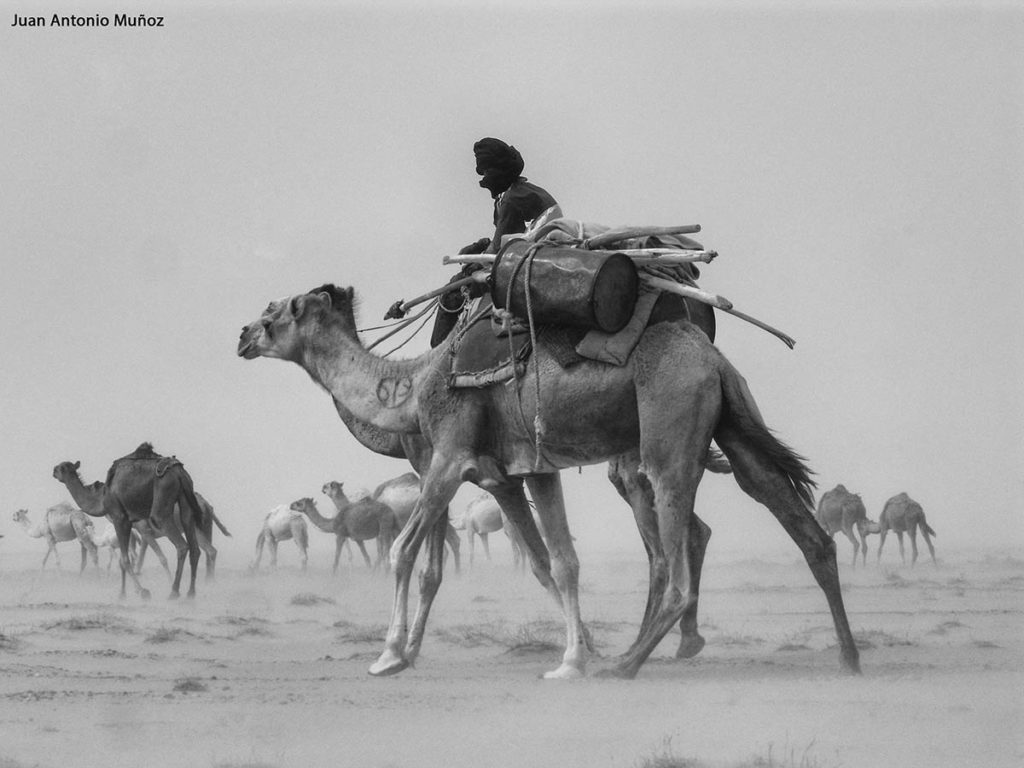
[815, 484, 879, 567]
[878, 492, 937, 566]
[91, 521, 144, 571]
[251, 504, 309, 571]
[293, 487, 397, 574]
[453, 492, 527, 568]
[370, 472, 461, 572]
[52, 460, 230, 579]
[11, 504, 98, 573]
[84, 443, 205, 600]
[238, 283, 860, 680]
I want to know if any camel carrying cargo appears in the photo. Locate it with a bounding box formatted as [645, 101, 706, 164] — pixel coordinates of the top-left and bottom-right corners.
[434, 215, 796, 351]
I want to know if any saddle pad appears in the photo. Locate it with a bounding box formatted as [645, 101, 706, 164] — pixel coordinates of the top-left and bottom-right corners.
[449, 304, 532, 389]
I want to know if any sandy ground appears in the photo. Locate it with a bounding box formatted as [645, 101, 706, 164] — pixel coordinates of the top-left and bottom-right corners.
[0, 541, 1020, 768]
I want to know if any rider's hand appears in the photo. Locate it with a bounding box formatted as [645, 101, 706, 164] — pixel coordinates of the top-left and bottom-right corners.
[384, 300, 407, 320]
[458, 237, 491, 255]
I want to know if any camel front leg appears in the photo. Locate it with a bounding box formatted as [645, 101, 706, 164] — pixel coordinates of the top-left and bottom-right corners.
[403, 510, 449, 666]
[43, 537, 59, 570]
[876, 529, 888, 563]
[444, 521, 462, 573]
[896, 531, 906, 564]
[112, 516, 150, 600]
[842, 529, 860, 568]
[526, 473, 589, 679]
[370, 457, 461, 677]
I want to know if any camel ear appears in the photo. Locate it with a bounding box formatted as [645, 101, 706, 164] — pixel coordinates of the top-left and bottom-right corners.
[74, 461, 80, 469]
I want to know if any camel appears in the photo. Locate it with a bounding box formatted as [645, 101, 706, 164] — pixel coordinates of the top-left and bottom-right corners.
[238, 283, 860, 679]
[56, 443, 206, 600]
[454, 492, 527, 568]
[252, 504, 310, 570]
[371, 472, 461, 572]
[12, 504, 99, 573]
[293, 487, 397, 574]
[91, 521, 143, 570]
[815, 484, 879, 568]
[877, 492, 937, 566]
[52, 460, 230, 579]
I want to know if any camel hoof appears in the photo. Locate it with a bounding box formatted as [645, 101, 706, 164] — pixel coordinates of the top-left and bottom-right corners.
[675, 634, 706, 659]
[139, 589, 151, 601]
[368, 652, 409, 677]
[167, 592, 180, 601]
[542, 663, 585, 680]
[594, 664, 638, 680]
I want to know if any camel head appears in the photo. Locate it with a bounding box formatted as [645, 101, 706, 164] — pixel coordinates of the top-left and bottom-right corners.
[290, 497, 315, 514]
[52, 460, 81, 483]
[858, 519, 881, 536]
[238, 285, 357, 362]
[322, 481, 344, 497]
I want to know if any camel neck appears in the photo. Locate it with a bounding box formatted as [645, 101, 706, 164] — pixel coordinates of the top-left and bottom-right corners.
[60, 474, 106, 517]
[300, 319, 436, 435]
[299, 501, 336, 531]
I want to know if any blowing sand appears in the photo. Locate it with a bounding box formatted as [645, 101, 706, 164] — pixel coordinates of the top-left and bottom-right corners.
[0, 544, 1020, 768]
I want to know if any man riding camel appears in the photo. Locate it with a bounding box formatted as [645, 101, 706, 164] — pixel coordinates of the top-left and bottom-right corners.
[385, 137, 560, 346]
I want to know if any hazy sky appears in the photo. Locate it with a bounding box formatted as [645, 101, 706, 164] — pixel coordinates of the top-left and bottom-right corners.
[1, 1, 1021, 562]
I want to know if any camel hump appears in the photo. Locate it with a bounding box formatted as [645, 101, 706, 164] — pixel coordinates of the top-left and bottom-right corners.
[155, 456, 183, 477]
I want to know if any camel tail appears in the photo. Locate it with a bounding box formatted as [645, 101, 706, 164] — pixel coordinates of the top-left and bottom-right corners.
[179, 478, 207, 536]
[717, 363, 816, 511]
[922, 518, 937, 537]
[211, 511, 232, 538]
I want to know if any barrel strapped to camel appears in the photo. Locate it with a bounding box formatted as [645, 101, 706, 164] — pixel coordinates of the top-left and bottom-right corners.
[448, 218, 721, 388]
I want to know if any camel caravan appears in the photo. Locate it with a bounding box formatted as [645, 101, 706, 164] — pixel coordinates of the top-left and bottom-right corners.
[238, 206, 928, 680]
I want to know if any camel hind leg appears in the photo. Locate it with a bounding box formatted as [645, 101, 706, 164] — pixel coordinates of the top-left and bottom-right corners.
[608, 452, 710, 661]
[713, 394, 860, 674]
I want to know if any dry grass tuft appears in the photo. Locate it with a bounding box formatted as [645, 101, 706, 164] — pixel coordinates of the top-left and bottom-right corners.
[145, 626, 204, 644]
[334, 622, 388, 644]
[43, 613, 133, 633]
[290, 592, 336, 606]
[172, 677, 208, 693]
[503, 621, 562, 655]
[0, 631, 20, 651]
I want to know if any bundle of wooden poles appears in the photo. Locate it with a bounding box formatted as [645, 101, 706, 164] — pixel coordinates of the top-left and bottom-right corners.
[393, 223, 795, 349]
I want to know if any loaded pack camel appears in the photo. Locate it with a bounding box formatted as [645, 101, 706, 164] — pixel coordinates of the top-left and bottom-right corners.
[252, 504, 310, 570]
[292, 487, 397, 574]
[816, 484, 879, 568]
[238, 283, 860, 679]
[52, 460, 230, 579]
[53, 444, 206, 599]
[12, 504, 99, 573]
[877, 492, 937, 566]
[454, 492, 527, 568]
[370, 472, 461, 572]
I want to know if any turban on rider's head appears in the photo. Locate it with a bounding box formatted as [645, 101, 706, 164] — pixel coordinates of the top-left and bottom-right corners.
[473, 138, 525, 177]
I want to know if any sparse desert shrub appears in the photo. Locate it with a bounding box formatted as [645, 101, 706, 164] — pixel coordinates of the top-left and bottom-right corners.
[503, 621, 562, 655]
[290, 593, 335, 606]
[635, 738, 701, 768]
[172, 677, 208, 693]
[852, 629, 915, 649]
[0, 631, 20, 651]
[145, 626, 204, 644]
[433, 622, 505, 648]
[43, 613, 133, 633]
[334, 623, 388, 643]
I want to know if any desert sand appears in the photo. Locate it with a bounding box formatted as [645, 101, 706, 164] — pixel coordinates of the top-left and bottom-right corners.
[0, 539, 1020, 768]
